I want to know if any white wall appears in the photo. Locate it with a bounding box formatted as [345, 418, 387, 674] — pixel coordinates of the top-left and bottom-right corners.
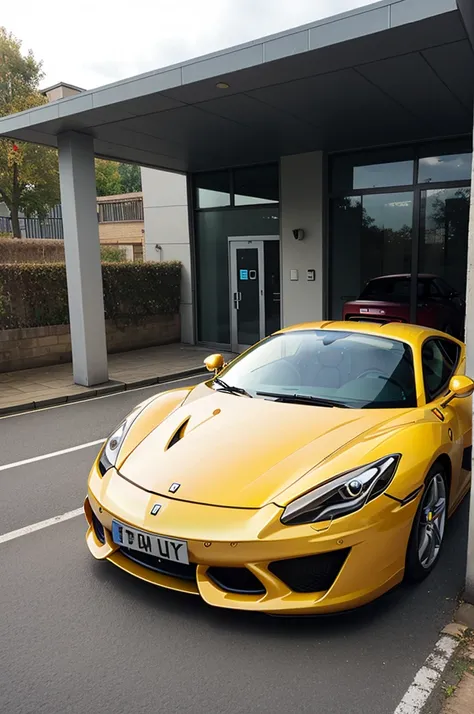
[280, 152, 324, 327]
[141, 168, 194, 343]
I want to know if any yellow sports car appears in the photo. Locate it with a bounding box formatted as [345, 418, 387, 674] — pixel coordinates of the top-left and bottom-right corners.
[85, 322, 473, 615]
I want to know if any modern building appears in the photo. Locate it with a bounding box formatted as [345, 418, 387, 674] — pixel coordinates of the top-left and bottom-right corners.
[0, 0, 472, 370]
[137, 0, 474, 352]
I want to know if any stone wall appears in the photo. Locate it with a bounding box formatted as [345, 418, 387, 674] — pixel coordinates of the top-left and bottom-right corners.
[0, 314, 180, 373]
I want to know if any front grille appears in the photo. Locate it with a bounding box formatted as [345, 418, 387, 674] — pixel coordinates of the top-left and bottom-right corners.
[268, 550, 350, 593]
[91, 512, 105, 544]
[207, 566, 266, 595]
[120, 547, 197, 582]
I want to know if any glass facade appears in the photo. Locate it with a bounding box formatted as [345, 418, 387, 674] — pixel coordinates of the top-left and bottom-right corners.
[329, 140, 472, 334]
[194, 165, 279, 345]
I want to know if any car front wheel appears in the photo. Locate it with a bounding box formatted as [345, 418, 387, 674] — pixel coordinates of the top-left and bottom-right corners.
[405, 463, 448, 582]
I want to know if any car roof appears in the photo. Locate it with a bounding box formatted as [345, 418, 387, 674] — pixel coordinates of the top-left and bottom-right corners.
[278, 320, 461, 346]
[368, 273, 437, 280]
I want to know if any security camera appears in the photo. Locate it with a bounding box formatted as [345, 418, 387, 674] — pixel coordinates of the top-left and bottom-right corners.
[293, 229, 305, 241]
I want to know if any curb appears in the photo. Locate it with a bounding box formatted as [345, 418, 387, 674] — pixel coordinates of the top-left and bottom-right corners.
[0, 366, 207, 418]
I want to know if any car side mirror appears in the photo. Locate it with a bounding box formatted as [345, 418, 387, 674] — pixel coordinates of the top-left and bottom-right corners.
[204, 353, 225, 374]
[440, 375, 474, 407]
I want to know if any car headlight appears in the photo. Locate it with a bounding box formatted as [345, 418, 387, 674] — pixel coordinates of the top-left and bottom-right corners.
[99, 401, 152, 474]
[281, 455, 400, 526]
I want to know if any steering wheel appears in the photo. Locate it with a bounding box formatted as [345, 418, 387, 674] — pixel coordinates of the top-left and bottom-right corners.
[356, 368, 406, 395]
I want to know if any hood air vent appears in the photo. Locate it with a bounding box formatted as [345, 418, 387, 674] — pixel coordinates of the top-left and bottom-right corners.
[166, 418, 190, 450]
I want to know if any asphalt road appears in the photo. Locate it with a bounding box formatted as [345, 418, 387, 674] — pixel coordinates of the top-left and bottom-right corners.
[0, 375, 470, 714]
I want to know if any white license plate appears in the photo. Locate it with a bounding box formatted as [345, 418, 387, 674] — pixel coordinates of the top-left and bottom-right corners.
[360, 308, 385, 315]
[111, 520, 189, 564]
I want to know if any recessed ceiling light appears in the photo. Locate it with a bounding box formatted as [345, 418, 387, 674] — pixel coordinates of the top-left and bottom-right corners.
[216, 82, 230, 89]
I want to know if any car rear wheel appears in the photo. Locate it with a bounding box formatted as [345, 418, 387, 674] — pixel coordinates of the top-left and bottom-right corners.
[405, 463, 448, 582]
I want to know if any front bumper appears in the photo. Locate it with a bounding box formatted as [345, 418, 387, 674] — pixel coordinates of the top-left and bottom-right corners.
[85, 460, 418, 615]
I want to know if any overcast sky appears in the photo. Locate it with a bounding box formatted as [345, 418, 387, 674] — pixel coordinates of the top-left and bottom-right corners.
[3, 0, 371, 90]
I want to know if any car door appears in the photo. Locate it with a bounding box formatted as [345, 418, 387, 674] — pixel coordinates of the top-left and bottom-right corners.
[421, 337, 471, 504]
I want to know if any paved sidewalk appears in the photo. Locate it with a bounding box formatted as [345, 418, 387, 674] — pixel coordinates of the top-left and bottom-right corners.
[440, 607, 474, 714]
[0, 343, 234, 416]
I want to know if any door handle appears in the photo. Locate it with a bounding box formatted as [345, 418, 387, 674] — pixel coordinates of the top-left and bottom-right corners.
[233, 292, 241, 310]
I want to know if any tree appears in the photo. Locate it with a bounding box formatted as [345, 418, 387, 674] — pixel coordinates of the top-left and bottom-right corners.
[118, 163, 142, 193]
[0, 27, 60, 236]
[95, 160, 142, 195]
[95, 159, 122, 196]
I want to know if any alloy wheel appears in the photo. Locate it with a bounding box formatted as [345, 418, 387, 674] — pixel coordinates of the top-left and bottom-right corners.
[417, 473, 447, 570]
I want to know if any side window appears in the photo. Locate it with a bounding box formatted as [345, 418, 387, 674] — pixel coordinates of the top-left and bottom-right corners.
[422, 339, 460, 401]
[427, 280, 442, 298]
[434, 278, 456, 298]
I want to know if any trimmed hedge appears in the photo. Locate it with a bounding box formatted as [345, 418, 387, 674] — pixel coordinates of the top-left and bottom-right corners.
[0, 238, 65, 264]
[0, 238, 130, 264]
[0, 261, 181, 329]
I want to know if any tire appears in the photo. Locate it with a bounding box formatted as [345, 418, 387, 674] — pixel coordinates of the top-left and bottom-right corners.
[405, 463, 448, 582]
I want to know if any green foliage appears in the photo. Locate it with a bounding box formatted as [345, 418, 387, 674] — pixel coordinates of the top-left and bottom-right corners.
[0, 28, 60, 233]
[118, 163, 142, 193]
[0, 27, 43, 114]
[100, 245, 127, 262]
[443, 684, 456, 698]
[0, 261, 181, 329]
[95, 160, 142, 196]
[95, 159, 122, 197]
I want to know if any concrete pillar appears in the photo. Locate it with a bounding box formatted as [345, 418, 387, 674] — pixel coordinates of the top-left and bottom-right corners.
[141, 167, 195, 343]
[465, 129, 474, 603]
[57, 131, 108, 386]
[280, 152, 324, 326]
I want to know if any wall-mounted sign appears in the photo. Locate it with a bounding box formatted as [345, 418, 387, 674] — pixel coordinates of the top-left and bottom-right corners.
[239, 269, 248, 280]
[249, 270, 257, 280]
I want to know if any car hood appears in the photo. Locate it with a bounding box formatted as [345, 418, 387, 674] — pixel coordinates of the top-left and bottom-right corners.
[120, 384, 413, 508]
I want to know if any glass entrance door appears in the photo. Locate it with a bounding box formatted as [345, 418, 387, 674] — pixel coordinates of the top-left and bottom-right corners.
[230, 240, 264, 352]
[229, 239, 280, 352]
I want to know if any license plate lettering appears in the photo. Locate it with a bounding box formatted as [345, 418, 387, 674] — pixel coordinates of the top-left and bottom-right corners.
[112, 520, 189, 564]
[137, 532, 152, 553]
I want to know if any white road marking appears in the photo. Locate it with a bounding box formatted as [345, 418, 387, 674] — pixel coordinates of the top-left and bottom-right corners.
[0, 439, 105, 472]
[393, 634, 459, 714]
[0, 373, 205, 421]
[0, 507, 84, 545]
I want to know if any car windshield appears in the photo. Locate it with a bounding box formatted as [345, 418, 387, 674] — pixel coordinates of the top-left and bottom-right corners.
[360, 277, 433, 303]
[216, 330, 416, 409]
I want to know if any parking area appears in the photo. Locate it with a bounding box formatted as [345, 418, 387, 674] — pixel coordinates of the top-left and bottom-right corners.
[0, 374, 470, 714]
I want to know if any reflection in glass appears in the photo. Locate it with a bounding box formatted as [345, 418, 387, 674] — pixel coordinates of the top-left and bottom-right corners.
[418, 154, 472, 184]
[195, 171, 230, 208]
[264, 241, 281, 336]
[330, 193, 413, 319]
[419, 187, 470, 299]
[234, 165, 279, 206]
[353, 161, 414, 190]
[330, 148, 415, 193]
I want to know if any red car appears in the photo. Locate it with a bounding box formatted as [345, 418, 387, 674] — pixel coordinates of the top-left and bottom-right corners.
[343, 274, 465, 337]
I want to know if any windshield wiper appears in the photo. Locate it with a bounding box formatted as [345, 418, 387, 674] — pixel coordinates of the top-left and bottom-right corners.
[256, 391, 351, 408]
[214, 378, 252, 397]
